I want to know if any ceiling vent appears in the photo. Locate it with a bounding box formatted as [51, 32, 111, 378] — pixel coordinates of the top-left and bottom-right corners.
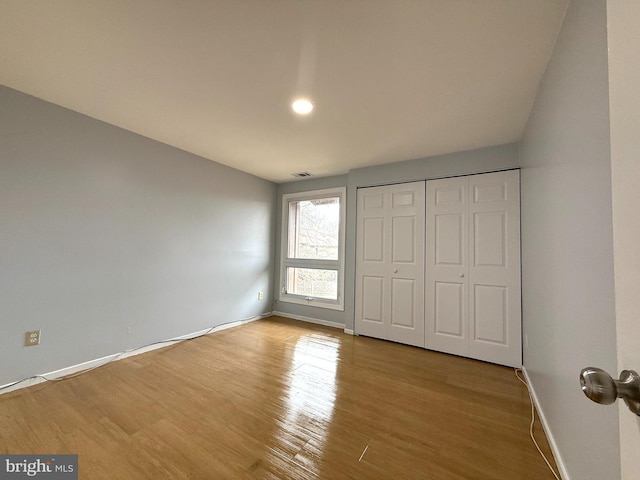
[291, 172, 313, 178]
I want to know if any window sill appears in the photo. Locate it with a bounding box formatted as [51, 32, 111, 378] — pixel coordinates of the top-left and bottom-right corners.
[279, 294, 344, 311]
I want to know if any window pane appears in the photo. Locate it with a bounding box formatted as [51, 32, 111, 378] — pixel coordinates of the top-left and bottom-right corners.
[288, 197, 340, 260]
[286, 268, 338, 300]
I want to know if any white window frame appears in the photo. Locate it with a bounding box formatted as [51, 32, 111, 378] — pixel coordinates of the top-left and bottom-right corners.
[279, 187, 346, 311]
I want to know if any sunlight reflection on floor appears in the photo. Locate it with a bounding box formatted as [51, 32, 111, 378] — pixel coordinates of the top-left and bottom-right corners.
[285, 334, 339, 426]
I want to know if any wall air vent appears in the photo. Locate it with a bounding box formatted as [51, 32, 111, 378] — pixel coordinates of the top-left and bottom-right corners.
[291, 172, 313, 178]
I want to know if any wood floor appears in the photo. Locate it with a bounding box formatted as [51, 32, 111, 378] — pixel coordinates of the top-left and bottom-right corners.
[0, 316, 558, 479]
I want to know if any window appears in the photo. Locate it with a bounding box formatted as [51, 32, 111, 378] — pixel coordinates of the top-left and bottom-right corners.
[280, 187, 346, 310]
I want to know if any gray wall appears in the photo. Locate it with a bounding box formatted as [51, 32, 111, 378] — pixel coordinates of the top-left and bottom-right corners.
[519, 1, 620, 479]
[0, 86, 277, 387]
[275, 144, 519, 329]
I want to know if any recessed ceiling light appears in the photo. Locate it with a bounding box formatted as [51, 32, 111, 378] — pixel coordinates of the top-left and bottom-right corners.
[292, 98, 314, 115]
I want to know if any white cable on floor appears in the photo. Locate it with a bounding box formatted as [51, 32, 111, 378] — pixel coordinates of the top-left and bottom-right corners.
[1, 313, 270, 393]
[515, 368, 560, 480]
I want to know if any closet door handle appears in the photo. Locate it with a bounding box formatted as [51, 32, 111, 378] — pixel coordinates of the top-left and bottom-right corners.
[459, 273, 465, 278]
[393, 269, 398, 273]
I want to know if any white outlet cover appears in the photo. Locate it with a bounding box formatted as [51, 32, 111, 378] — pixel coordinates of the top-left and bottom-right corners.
[24, 330, 41, 347]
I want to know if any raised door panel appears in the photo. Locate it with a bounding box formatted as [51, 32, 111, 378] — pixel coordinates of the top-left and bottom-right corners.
[391, 278, 416, 328]
[363, 218, 385, 263]
[362, 276, 384, 325]
[473, 212, 506, 267]
[473, 284, 507, 344]
[434, 281, 465, 337]
[435, 214, 464, 266]
[392, 216, 416, 264]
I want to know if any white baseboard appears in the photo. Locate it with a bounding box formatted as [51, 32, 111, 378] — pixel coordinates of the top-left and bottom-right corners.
[272, 311, 345, 331]
[0, 312, 271, 396]
[344, 329, 355, 335]
[522, 366, 570, 480]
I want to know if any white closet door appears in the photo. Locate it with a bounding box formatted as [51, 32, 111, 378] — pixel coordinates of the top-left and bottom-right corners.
[467, 171, 521, 367]
[426, 171, 521, 367]
[425, 177, 469, 357]
[355, 182, 425, 348]
[355, 185, 387, 341]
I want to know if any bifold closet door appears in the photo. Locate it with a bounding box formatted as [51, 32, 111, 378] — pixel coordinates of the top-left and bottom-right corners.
[426, 170, 521, 367]
[355, 182, 425, 348]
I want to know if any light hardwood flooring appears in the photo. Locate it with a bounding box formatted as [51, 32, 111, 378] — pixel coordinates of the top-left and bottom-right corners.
[0, 316, 558, 479]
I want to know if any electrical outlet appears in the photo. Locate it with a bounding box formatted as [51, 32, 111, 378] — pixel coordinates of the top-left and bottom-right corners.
[24, 330, 41, 347]
[258, 291, 264, 301]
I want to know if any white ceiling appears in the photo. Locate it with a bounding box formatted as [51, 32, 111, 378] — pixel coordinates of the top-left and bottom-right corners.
[0, 0, 567, 183]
